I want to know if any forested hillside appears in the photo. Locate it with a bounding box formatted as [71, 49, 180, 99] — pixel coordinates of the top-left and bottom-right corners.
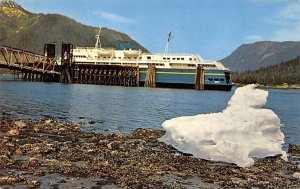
[232, 57, 300, 85]
[221, 41, 300, 72]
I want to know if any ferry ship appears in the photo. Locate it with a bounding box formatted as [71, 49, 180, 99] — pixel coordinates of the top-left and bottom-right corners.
[72, 29, 233, 91]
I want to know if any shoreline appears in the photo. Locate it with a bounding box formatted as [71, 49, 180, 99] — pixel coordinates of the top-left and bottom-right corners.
[235, 83, 300, 90]
[1, 74, 299, 90]
[0, 117, 300, 188]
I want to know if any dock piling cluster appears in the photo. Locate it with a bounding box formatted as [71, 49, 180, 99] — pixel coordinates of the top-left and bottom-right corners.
[144, 63, 156, 88]
[75, 65, 139, 86]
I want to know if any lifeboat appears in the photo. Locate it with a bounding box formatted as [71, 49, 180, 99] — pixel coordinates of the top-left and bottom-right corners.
[98, 48, 114, 56]
[124, 49, 142, 57]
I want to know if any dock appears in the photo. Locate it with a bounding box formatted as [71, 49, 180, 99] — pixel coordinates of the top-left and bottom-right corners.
[0, 43, 205, 90]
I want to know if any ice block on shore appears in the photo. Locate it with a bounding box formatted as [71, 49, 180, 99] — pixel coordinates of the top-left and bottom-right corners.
[159, 84, 287, 167]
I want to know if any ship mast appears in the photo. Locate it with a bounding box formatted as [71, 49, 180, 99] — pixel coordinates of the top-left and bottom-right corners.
[95, 28, 102, 49]
[164, 32, 172, 55]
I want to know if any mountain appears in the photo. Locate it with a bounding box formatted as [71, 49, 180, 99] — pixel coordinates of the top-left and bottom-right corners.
[220, 41, 300, 72]
[0, 0, 147, 55]
[231, 56, 300, 85]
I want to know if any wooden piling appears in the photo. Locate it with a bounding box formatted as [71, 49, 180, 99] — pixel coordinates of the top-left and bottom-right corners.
[195, 64, 205, 90]
[136, 67, 140, 87]
[200, 65, 204, 90]
[144, 64, 156, 88]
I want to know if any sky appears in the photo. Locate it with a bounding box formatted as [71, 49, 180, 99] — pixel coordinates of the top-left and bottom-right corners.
[13, 0, 300, 60]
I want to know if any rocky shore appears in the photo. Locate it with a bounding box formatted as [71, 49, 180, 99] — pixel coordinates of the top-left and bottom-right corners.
[0, 117, 300, 188]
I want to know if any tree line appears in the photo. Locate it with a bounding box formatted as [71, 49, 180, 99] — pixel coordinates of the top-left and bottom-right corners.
[231, 57, 300, 85]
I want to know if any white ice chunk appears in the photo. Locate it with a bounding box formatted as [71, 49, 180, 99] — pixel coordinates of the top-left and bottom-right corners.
[159, 84, 287, 167]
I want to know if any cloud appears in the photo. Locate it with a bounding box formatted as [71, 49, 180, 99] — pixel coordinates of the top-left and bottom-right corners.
[277, 2, 300, 23]
[262, 1, 300, 41]
[272, 26, 300, 41]
[249, 0, 288, 5]
[245, 35, 263, 43]
[92, 11, 135, 24]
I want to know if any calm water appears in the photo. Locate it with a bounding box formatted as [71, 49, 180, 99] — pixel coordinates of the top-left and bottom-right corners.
[0, 76, 299, 146]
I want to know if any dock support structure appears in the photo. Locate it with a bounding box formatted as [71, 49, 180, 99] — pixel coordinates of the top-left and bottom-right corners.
[144, 64, 156, 88]
[60, 43, 74, 84]
[12, 70, 20, 80]
[75, 65, 139, 87]
[195, 64, 204, 90]
[20, 71, 59, 82]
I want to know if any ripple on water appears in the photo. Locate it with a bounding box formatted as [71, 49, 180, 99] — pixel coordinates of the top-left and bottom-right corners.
[0, 79, 299, 145]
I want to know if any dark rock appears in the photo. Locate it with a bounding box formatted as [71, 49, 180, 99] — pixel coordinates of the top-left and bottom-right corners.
[288, 144, 300, 154]
[88, 120, 96, 124]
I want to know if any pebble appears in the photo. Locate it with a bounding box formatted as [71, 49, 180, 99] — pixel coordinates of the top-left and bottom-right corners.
[6, 129, 19, 136]
[15, 120, 26, 128]
[26, 180, 41, 188]
[293, 172, 300, 179]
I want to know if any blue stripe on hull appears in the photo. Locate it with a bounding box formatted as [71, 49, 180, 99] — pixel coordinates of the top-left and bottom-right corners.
[139, 68, 232, 87]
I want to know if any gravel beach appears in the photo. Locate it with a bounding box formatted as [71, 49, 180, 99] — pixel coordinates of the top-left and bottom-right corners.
[0, 117, 300, 188]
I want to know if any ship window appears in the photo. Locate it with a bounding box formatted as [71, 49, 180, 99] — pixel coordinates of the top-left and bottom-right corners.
[172, 58, 176, 60]
[163, 58, 166, 60]
[167, 58, 170, 60]
[181, 58, 184, 60]
[134, 57, 137, 59]
[208, 78, 213, 81]
[189, 58, 192, 61]
[177, 58, 180, 60]
[147, 56, 151, 60]
[188, 64, 195, 67]
[214, 78, 219, 81]
[220, 79, 224, 81]
[203, 64, 216, 67]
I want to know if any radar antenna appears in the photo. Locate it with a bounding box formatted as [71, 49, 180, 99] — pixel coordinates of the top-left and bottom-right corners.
[164, 32, 173, 55]
[95, 28, 102, 49]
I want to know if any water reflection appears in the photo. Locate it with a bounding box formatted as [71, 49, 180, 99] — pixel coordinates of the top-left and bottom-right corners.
[0, 78, 299, 146]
